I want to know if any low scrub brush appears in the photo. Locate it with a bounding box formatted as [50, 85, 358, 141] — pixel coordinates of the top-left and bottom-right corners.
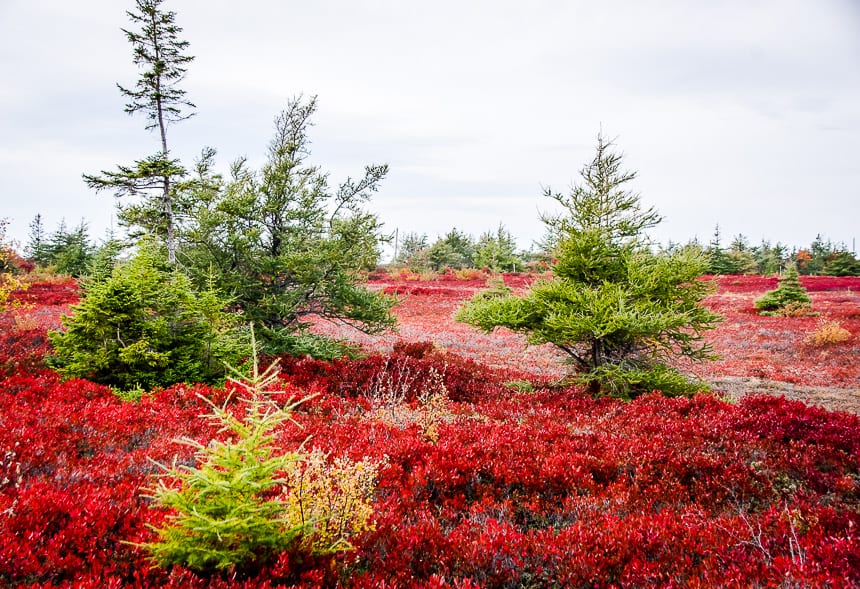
[805, 319, 852, 347]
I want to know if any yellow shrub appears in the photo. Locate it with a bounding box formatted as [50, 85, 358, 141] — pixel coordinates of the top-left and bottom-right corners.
[0, 271, 26, 313]
[774, 301, 815, 317]
[281, 449, 381, 552]
[368, 364, 454, 442]
[454, 268, 488, 280]
[805, 319, 852, 347]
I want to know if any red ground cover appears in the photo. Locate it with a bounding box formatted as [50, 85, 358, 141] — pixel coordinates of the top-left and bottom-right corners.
[315, 272, 860, 389]
[0, 277, 858, 587]
[700, 276, 860, 388]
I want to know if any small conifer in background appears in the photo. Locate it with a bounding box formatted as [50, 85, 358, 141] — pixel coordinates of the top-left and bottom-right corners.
[754, 264, 813, 316]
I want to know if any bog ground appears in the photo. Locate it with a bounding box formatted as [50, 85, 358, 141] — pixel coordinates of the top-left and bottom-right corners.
[0, 273, 858, 587]
[316, 272, 860, 413]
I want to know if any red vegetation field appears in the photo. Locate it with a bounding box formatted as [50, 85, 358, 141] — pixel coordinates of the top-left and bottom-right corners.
[320, 273, 860, 402]
[1, 275, 859, 587]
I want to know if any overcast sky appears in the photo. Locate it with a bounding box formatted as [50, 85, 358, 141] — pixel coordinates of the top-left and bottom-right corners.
[2, 0, 859, 258]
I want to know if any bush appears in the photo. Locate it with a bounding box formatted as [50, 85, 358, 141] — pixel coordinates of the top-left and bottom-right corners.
[805, 319, 852, 347]
[261, 329, 361, 361]
[0, 220, 27, 313]
[755, 265, 813, 316]
[143, 353, 379, 575]
[50, 240, 245, 390]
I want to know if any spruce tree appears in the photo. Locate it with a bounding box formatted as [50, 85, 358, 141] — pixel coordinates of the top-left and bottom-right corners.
[473, 224, 522, 272]
[26, 214, 50, 266]
[84, 0, 194, 264]
[179, 96, 395, 354]
[823, 250, 860, 276]
[50, 239, 244, 390]
[458, 134, 721, 398]
[395, 231, 429, 269]
[754, 264, 812, 316]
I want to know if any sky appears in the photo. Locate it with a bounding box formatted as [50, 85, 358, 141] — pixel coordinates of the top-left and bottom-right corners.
[2, 0, 859, 259]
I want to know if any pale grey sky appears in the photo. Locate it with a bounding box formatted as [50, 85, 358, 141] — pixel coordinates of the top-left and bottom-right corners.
[2, 0, 859, 256]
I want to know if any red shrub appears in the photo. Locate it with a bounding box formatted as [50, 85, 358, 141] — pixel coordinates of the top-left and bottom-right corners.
[8, 279, 79, 306]
[1, 273, 859, 587]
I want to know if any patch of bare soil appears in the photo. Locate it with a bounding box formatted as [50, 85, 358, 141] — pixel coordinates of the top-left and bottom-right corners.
[709, 376, 860, 415]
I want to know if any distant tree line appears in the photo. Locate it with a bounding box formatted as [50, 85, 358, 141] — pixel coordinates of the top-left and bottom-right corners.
[21, 214, 860, 278]
[386, 222, 860, 276]
[393, 225, 532, 273]
[698, 225, 860, 276]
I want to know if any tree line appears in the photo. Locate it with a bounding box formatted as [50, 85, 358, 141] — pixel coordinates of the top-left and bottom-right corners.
[23, 213, 860, 278]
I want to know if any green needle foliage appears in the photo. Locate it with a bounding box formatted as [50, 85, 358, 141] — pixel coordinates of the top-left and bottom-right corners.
[177, 96, 395, 353]
[50, 239, 245, 391]
[143, 354, 309, 573]
[754, 264, 813, 316]
[143, 336, 379, 575]
[84, 0, 195, 264]
[457, 134, 722, 399]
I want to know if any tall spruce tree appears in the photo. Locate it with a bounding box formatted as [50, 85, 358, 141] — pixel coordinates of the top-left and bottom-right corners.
[84, 0, 194, 264]
[458, 134, 721, 398]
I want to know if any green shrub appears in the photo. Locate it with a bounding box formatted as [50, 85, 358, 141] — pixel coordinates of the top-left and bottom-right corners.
[261, 328, 361, 361]
[754, 265, 812, 316]
[143, 350, 379, 574]
[50, 240, 245, 390]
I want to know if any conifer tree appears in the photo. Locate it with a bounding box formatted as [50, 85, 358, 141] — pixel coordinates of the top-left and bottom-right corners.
[143, 339, 379, 574]
[26, 214, 50, 266]
[179, 96, 394, 353]
[84, 0, 194, 264]
[50, 239, 243, 390]
[458, 134, 721, 398]
[473, 224, 522, 272]
[395, 231, 429, 269]
[754, 264, 813, 316]
[823, 250, 860, 276]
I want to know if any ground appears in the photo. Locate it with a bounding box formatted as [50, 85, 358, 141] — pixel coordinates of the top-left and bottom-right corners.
[310, 272, 860, 413]
[1, 272, 859, 586]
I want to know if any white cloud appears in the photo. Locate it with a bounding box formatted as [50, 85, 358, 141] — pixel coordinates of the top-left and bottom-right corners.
[2, 0, 859, 253]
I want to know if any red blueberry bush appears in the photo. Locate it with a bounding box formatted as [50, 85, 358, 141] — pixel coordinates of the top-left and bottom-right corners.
[0, 277, 858, 587]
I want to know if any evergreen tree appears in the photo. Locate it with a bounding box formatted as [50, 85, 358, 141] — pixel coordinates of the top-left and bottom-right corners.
[473, 224, 522, 272]
[48, 220, 94, 277]
[458, 134, 721, 398]
[179, 96, 394, 353]
[752, 239, 787, 275]
[84, 0, 194, 264]
[705, 224, 738, 275]
[395, 231, 429, 269]
[83, 233, 125, 287]
[26, 214, 51, 266]
[799, 234, 831, 275]
[754, 263, 812, 316]
[426, 241, 463, 271]
[426, 228, 475, 271]
[823, 250, 860, 276]
[50, 239, 244, 390]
